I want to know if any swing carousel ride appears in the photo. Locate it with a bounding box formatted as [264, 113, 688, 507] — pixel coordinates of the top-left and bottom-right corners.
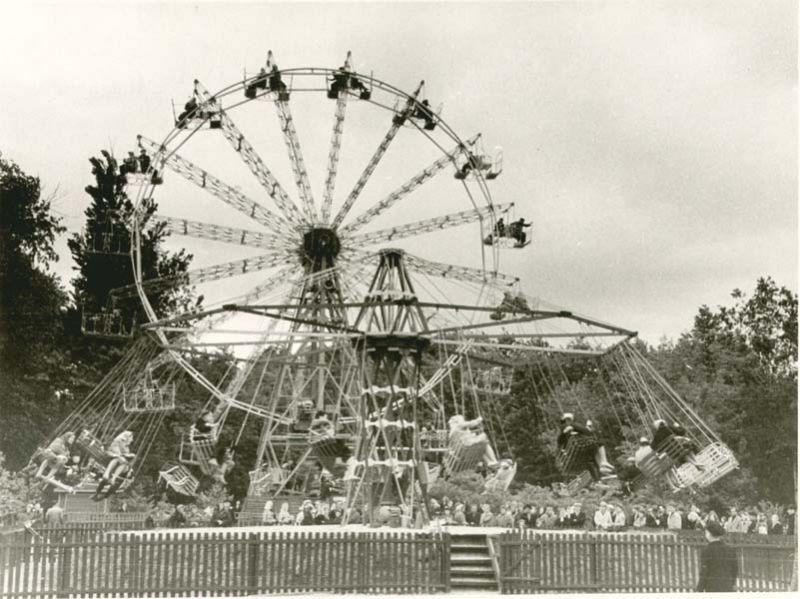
[32, 52, 738, 525]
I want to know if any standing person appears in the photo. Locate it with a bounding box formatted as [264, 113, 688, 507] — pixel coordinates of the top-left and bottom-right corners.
[611, 505, 627, 530]
[465, 503, 481, 527]
[632, 507, 647, 529]
[594, 502, 613, 531]
[516, 504, 537, 529]
[667, 505, 683, 530]
[785, 507, 796, 536]
[479, 503, 495, 527]
[571, 503, 587, 529]
[696, 522, 738, 592]
[44, 503, 64, 526]
[277, 502, 293, 525]
[261, 500, 276, 525]
[768, 514, 783, 535]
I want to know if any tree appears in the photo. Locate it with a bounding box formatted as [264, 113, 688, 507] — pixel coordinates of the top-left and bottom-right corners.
[649, 279, 797, 504]
[0, 155, 67, 368]
[67, 151, 194, 337]
[0, 155, 77, 468]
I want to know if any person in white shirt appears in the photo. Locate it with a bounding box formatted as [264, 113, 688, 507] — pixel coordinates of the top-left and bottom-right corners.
[594, 502, 613, 530]
[634, 436, 655, 469]
[667, 505, 683, 530]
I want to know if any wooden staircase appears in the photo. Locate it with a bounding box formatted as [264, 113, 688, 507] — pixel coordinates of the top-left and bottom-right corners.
[449, 532, 498, 591]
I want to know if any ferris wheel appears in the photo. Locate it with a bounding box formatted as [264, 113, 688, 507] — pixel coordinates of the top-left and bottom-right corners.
[30, 52, 736, 524]
[116, 50, 631, 512]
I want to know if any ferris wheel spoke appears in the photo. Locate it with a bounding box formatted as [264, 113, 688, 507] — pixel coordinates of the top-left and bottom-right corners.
[339, 135, 479, 236]
[193, 80, 304, 227]
[160, 216, 297, 252]
[400, 251, 518, 286]
[273, 100, 317, 223]
[110, 251, 292, 301]
[330, 82, 424, 229]
[139, 136, 293, 238]
[343, 203, 512, 247]
[320, 93, 349, 224]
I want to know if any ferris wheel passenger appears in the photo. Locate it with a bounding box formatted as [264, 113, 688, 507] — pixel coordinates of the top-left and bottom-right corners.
[494, 218, 506, 238]
[120, 151, 139, 176]
[458, 151, 482, 177]
[328, 65, 371, 100]
[245, 68, 269, 99]
[268, 65, 288, 96]
[138, 149, 151, 173]
[508, 218, 532, 245]
[255, 67, 269, 90]
[94, 430, 135, 498]
[412, 99, 437, 130]
[176, 97, 199, 129]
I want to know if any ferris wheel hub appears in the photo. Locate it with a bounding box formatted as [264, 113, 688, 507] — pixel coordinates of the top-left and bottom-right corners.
[300, 227, 341, 270]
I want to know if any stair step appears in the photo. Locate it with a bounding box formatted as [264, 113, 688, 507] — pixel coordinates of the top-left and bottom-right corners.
[452, 553, 492, 563]
[451, 577, 498, 589]
[451, 542, 488, 550]
[450, 534, 486, 543]
[451, 564, 495, 574]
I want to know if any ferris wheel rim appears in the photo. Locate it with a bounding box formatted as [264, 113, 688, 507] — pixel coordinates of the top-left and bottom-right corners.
[129, 60, 507, 333]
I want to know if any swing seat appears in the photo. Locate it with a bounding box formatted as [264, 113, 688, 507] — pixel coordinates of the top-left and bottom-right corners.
[159, 464, 199, 497]
[443, 433, 488, 476]
[419, 429, 448, 451]
[484, 461, 517, 493]
[424, 462, 441, 484]
[555, 435, 598, 475]
[689, 442, 738, 488]
[179, 426, 217, 473]
[74, 430, 133, 491]
[565, 470, 593, 494]
[122, 381, 175, 413]
[312, 436, 351, 477]
[311, 436, 349, 460]
[656, 436, 695, 463]
[247, 466, 288, 495]
[665, 443, 736, 491]
[636, 450, 674, 479]
[75, 429, 110, 464]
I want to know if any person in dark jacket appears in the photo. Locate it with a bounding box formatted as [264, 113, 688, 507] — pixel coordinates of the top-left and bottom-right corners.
[696, 521, 738, 592]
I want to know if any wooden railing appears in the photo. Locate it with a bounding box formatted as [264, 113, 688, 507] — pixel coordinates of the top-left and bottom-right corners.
[0, 528, 451, 597]
[486, 535, 504, 592]
[493, 529, 797, 594]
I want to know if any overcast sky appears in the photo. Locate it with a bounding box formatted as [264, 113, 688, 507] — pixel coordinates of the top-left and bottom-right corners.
[1, 1, 796, 344]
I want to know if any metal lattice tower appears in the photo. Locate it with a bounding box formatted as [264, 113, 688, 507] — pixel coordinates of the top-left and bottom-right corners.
[344, 250, 434, 525]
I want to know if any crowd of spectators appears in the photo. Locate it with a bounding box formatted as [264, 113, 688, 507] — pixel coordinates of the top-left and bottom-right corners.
[424, 496, 796, 535]
[12, 493, 795, 538]
[149, 495, 796, 536]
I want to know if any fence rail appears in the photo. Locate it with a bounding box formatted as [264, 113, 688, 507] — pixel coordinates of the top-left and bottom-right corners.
[493, 529, 797, 594]
[0, 528, 450, 597]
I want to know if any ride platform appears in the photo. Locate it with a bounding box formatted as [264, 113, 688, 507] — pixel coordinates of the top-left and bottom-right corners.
[57, 483, 108, 516]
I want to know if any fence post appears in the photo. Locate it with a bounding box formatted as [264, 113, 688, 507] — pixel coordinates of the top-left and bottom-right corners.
[56, 530, 71, 599]
[247, 532, 259, 594]
[586, 534, 596, 590]
[442, 532, 451, 593]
